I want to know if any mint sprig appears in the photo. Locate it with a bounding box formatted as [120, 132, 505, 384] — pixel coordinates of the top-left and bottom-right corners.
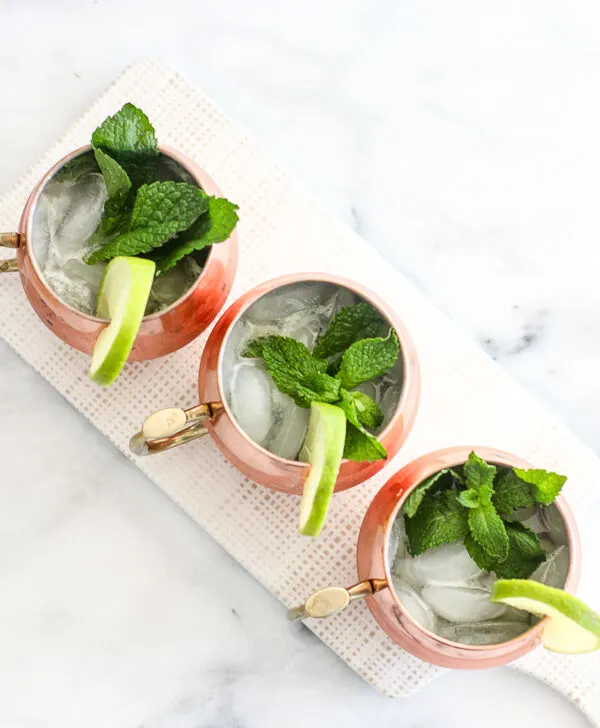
[65, 103, 238, 271]
[403, 451, 567, 579]
[243, 303, 400, 463]
[85, 182, 208, 263]
[405, 490, 470, 556]
[336, 329, 399, 390]
[313, 302, 385, 359]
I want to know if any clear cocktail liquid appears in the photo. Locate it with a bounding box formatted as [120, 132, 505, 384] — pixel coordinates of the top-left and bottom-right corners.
[389, 499, 569, 645]
[222, 281, 404, 461]
[31, 154, 203, 317]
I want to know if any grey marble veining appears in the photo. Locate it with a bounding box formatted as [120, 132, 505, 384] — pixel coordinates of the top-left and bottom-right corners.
[1, 1, 599, 726]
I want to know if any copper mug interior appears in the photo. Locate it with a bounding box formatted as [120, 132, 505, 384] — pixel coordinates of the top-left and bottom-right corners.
[131, 272, 421, 495]
[291, 446, 581, 669]
[0, 145, 238, 361]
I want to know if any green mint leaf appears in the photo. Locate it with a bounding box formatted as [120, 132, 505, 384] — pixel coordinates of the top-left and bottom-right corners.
[492, 523, 545, 579]
[54, 151, 99, 182]
[242, 335, 340, 408]
[513, 468, 567, 506]
[84, 182, 208, 263]
[313, 303, 385, 359]
[92, 103, 158, 158]
[464, 534, 498, 571]
[336, 329, 399, 389]
[91, 103, 158, 187]
[458, 488, 481, 509]
[465, 523, 545, 578]
[93, 148, 131, 200]
[92, 148, 133, 240]
[154, 197, 239, 275]
[405, 490, 469, 556]
[344, 390, 383, 429]
[342, 423, 387, 462]
[492, 471, 535, 516]
[463, 452, 496, 492]
[336, 390, 386, 462]
[404, 469, 455, 519]
[468, 502, 509, 560]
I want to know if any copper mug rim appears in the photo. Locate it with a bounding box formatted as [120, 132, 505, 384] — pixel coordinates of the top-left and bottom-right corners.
[375, 446, 581, 660]
[19, 143, 224, 324]
[132, 271, 421, 494]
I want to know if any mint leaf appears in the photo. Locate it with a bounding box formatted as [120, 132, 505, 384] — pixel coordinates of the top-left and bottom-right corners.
[336, 329, 399, 389]
[493, 523, 545, 579]
[465, 523, 545, 578]
[405, 490, 469, 556]
[492, 471, 535, 516]
[465, 534, 498, 571]
[242, 335, 340, 408]
[54, 151, 98, 182]
[513, 468, 567, 506]
[94, 148, 131, 200]
[343, 390, 383, 429]
[84, 182, 208, 263]
[313, 303, 385, 359]
[468, 503, 509, 560]
[154, 197, 239, 275]
[404, 469, 454, 519]
[343, 423, 387, 462]
[92, 148, 133, 239]
[458, 488, 481, 509]
[336, 390, 386, 462]
[92, 103, 158, 158]
[91, 103, 158, 187]
[463, 452, 496, 492]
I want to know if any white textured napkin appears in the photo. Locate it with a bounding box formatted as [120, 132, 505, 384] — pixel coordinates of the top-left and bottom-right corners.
[1, 59, 599, 720]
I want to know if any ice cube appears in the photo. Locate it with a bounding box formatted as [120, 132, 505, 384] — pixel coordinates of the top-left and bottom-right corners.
[33, 174, 109, 314]
[245, 282, 337, 325]
[283, 309, 329, 351]
[391, 580, 437, 632]
[421, 584, 506, 623]
[530, 546, 569, 589]
[409, 542, 483, 586]
[439, 620, 527, 646]
[46, 174, 108, 263]
[387, 516, 408, 564]
[222, 320, 250, 401]
[378, 366, 404, 427]
[230, 363, 273, 446]
[266, 389, 310, 460]
[519, 510, 546, 532]
[541, 505, 569, 546]
[354, 380, 379, 401]
[146, 257, 202, 315]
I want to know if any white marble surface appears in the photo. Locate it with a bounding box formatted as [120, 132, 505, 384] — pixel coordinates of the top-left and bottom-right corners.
[1, 1, 599, 726]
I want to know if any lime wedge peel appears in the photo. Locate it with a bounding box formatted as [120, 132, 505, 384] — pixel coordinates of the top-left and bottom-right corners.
[491, 579, 600, 654]
[90, 256, 156, 387]
[298, 402, 347, 537]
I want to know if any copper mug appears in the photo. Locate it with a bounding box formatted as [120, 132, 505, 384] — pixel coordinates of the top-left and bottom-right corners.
[290, 446, 581, 668]
[131, 272, 421, 494]
[0, 145, 238, 360]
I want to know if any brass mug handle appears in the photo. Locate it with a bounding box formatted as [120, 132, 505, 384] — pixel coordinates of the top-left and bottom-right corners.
[0, 233, 19, 273]
[130, 401, 223, 456]
[287, 579, 388, 621]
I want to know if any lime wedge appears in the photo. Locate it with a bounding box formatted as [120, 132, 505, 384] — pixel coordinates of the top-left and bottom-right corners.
[491, 579, 600, 653]
[298, 402, 347, 537]
[90, 256, 156, 387]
